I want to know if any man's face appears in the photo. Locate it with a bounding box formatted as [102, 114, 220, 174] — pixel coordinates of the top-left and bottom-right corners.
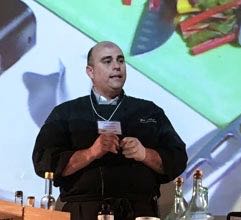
[86, 43, 126, 98]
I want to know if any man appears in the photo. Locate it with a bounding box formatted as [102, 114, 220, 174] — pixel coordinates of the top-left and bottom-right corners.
[32, 41, 187, 220]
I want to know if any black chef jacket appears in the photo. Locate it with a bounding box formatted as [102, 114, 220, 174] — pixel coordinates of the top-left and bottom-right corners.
[32, 91, 187, 202]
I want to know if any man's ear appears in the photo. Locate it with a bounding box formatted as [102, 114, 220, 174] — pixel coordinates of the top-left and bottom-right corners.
[86, 65, 94, 79]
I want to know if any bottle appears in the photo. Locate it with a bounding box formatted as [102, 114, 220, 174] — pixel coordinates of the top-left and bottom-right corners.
[26, 196, 35, 207]
[40, 171, 56, 210]
[165, 177, 187, 220]
[15, 190, 23, 205]
[181, 169, 213, 220]
[97, 203, 114, 220]
[201, 186, 213, 220]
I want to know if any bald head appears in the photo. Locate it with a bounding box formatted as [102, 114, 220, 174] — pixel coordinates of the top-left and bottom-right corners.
[87, 41, 123, 66]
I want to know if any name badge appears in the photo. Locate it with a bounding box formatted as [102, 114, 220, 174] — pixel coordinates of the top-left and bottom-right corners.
[97, 121, 122, 135]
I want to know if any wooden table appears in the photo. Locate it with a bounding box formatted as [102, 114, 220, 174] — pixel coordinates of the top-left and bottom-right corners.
[0, 200, 70, 220]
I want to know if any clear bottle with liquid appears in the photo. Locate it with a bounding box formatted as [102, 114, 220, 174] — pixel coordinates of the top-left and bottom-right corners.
[181, 169, 213, 220]
[201, 186, 213, 220]
[40, 171, 56, 210]
[165, 177, 187, 220]
[14, 190, 23, 205]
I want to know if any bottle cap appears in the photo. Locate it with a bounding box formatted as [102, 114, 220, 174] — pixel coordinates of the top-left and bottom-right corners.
[193, 169, 203, 179]
[44, 171, 54, 179]
[176, 177, 184, 186]
[98, 203, 113, 215]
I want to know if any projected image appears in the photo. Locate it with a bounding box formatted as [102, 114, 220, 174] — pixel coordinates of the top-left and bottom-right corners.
[0, 0, 241, 217]
[0, 0, 36, 74]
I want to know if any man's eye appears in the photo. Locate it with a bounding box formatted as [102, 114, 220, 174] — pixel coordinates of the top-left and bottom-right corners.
[117, 58, 125, 64]
[118, 59, 125, 64]
[103, 60, 111, 64]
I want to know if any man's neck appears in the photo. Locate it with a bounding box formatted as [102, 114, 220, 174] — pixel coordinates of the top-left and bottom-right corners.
[93, 87, 120, 100]
[92, 88, 120, 105]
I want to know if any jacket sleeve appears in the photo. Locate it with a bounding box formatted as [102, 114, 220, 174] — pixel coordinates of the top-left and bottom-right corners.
[32, 106, 74, 186]
[155, 107, 188, 183]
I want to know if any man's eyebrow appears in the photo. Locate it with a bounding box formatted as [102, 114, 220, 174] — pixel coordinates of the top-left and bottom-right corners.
[100, 55, 124, 62]
[117, 55, 125, 60]
[100, 56, 112, 62]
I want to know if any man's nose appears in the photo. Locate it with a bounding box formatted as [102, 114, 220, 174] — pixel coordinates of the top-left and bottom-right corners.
[112, 61, 121, 70]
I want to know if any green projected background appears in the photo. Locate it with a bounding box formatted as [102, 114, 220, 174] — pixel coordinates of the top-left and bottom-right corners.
[35, 0, 241, 128]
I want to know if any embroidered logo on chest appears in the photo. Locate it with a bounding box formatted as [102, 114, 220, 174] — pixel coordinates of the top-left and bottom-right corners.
[139, 118, 157, 124]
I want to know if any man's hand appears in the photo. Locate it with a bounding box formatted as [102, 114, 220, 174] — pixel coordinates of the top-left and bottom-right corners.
[89, 133, 120, 159]
[62, 133, 119, 176]
[120, 137, 146, 161]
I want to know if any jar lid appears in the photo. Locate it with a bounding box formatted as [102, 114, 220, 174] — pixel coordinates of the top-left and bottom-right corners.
[15, 190, 23, 197]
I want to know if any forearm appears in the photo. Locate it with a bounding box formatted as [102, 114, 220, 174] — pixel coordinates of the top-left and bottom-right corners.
[62, 148, 96, 176]
[142, 148, 164, 174]
[62, 133, 120, 176]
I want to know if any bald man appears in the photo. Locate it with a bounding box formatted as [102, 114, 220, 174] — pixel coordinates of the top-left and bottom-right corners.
[33, 41, 187, 220]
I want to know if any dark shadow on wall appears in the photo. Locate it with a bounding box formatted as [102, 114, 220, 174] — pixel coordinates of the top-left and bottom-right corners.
[22, 60, 68, 127]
